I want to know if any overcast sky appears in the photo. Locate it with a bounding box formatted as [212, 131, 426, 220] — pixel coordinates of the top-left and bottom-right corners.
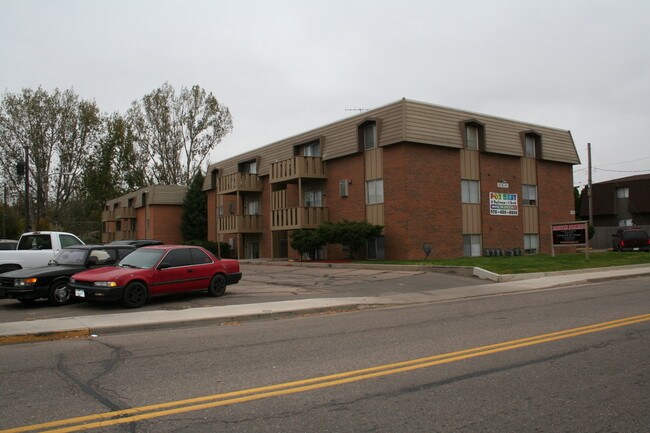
[2, 0, 649, 188]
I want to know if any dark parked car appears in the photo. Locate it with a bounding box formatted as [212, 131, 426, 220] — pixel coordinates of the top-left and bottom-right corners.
[612, 228, 650, 252]
[108, 239, 164, 248]
[0, 245, 136, 306]
[0, 239, 18, 250]
[69, 245, 242, 308]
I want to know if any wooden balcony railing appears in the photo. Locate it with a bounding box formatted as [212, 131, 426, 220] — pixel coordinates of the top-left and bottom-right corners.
[114, 207, 136, 219]
[218, 214, 264, 234]
[271, 207, 328, 230]
[102, 210, 115, 222]
[270, 156, 326, 183]
[218, 173, 263, 194]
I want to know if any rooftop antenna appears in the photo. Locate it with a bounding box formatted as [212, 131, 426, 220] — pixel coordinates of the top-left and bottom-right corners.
[345, 108, 369, 113]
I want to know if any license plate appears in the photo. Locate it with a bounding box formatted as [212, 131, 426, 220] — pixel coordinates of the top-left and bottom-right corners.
[633, 247, 639, 251]
[75, 289, 86, 298]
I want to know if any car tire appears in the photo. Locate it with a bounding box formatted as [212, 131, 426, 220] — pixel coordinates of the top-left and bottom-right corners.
[48, 280, 72, 306]
[207, 274, 227, 297]
[122, 282, 148, 308]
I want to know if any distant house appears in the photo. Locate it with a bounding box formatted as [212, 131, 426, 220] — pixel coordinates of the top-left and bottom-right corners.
[579, 174, 650, 227]
[102, 185, 188, 244]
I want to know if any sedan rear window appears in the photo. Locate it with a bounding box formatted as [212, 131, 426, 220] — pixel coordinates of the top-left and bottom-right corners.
[119, 249, 165, 269]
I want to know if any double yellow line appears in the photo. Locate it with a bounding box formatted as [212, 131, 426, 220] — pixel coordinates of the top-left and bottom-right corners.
[4, 313, 650, 433]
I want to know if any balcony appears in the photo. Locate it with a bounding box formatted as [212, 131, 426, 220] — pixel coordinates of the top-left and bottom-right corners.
[218, 214, 264, 234]
[271, 207, 328, 230]
[101, 210, 115, 222]
[114, 207, 136, 219]
[270, 156, 326, 183]
[218, 173, 263, 194]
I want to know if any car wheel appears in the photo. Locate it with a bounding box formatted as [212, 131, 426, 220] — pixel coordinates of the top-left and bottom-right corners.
[48, 280, 72, 306]
[207, 274, 227, 297]
[122, 282, 148, 308]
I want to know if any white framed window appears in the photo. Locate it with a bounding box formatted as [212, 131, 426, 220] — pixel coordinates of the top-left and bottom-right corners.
[461, 179, 480, 204]
[463, 234, 482, 257]
[616, 187, 629, 199]
[618, 218, 633, 227]
[339, 180, 349, 197]
[525, 135, 536, 158]
[304, 189, 323, 207]
[303, 141, 321, 157]
[244, 197, 261, 215]
[363, 124, 376, 150]
[466, 125, 479, 150]
[366, 179, 384, 204]
[524, 234, 539, 254]
[522, 184, 538, 205]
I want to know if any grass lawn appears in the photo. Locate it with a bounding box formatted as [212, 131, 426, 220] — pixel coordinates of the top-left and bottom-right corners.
[363, 251, 650, 275]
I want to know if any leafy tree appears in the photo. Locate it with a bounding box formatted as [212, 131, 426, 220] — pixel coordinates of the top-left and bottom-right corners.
[181, 171, 207, 241]
[316, 220, 384, 259]
[290, 229, 326, 260]
[128, 82, 233, 186]
[0, 87, 102, 231]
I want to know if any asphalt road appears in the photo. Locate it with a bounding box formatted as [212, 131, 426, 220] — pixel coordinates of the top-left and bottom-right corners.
[0, 263, 488, 323]
[1, 276, 648, 432]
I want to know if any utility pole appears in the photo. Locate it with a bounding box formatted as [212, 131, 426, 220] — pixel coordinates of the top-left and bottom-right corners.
[587, 143, 594, 227]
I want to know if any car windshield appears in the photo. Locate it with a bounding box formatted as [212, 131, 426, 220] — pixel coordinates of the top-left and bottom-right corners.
[118, 249, 165, 269]
[51, 248, 87, 265]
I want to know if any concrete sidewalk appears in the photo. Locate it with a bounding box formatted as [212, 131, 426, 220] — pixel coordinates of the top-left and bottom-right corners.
[2, 265, 649, 345]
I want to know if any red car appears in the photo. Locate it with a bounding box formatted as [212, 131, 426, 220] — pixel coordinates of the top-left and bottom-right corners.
[68, 245, 241, 308]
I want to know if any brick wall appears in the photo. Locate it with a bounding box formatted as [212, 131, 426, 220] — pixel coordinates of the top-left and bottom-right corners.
[479, 153, 524, 252]
[149, 205, 184, 244]
[537, 160, 577, 253]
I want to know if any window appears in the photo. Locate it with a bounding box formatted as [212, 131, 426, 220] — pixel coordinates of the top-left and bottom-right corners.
[524, 234, 539, 254]
[244, 197, 261, 215]
[190, 248, 213, 265]
[304, 189, 323, 207]
[522, 184, 537, 205]
[163, 248, 192, 267]
[363, 123, 376, 150]
[239, 160, 257, 174]
[60, 234, 83, 248]
[463, 234, 482, 257]
[303, 141, 321, 157]
[466, 125, 479, 150]
[367, 236, 385, 260]
[366, 179, 384, 204]
[525, 135, 536, 158]
[616, 187, 629, 199]
[618, 218, 633, 227]
[339, 180, 349, 197]
[461, 180, 480, 204]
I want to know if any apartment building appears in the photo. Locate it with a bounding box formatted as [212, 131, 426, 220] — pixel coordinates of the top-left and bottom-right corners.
[102, 185, 188, 244]
[203, 98, 579, 260]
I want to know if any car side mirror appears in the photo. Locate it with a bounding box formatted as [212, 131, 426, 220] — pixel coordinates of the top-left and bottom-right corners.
[87, 259, 97, 267]
[158, 262, 171, 270]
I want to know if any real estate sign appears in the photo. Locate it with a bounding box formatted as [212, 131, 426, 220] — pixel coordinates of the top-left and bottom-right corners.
[489, 192, 518, 216]
[551, 222, 587, 245]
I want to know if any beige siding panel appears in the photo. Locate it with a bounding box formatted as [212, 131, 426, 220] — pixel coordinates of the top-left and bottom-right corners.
[403, 100, 578, 163]
[203, 99, 578, 192]
[462, 203, 482, 233]
[365, 148, 383, 180]
[366, 204, 384, 226]
[523, 206, 539, 233]
[460, 150, 480, 180]
[521, 158, 537, 184]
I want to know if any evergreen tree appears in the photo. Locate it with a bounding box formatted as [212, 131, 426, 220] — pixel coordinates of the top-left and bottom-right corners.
[181, 171, 207, 241]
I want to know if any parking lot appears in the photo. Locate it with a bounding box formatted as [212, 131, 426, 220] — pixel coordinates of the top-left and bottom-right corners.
[0, 262, 489, 323]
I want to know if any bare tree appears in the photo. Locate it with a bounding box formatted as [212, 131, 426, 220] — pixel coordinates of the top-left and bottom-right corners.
[129, 83, 233, 186]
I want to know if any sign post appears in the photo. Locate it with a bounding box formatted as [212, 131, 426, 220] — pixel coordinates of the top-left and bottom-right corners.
[551, 221, 589, 259]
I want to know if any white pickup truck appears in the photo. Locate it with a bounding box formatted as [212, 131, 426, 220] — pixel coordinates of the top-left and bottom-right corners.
[0, 231, 85, 273]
